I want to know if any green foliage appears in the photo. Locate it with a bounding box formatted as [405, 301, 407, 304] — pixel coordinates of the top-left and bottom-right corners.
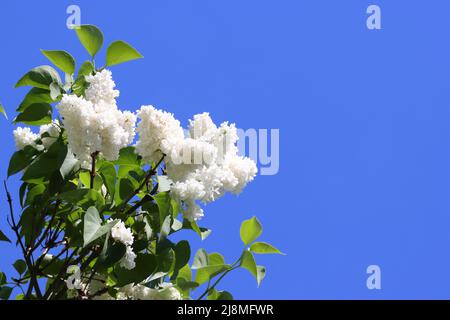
[13, 259, 27, 275]
[240, 216, 262, 246]
[0, 102, 7, 120]
[75, 25, 104, 57]
[106, 41, 143, 66]
[15, 65, 61, 89]
[0, 286, 13, 300]
[207, 289, 233, 300]
[8, 146, 38, 177]
[83, 206, 116, 246]
[0, 230, 11, 243]
[17, 88, 54, 112]
[41, 50, 76, 75]
[250, 242, 284, 255]
[77, 61, 94, 78]
[114, 253, 157, 286]
[0, 23, 281, 301]
[14, 102, 53, 126]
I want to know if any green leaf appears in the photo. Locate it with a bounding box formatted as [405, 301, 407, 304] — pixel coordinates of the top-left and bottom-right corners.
[99, 162, 116, 196]
[18, 206, 42, 245]
[59, 188, 105, 209]
[83, 206, 101, 243]
[0, 286, 13, 300]
[106, 40, 143, 66]
[0, 272, 6, 285]
[115, 253, 157, 286]
[14, 103, 52, 126]
[176, 277, 199, 294]
[194, 265, 230, 285]
[75, 25, 104, 57]
[114, 146, 140, 168]
[24, 184, 46, 206]
[0, 230, 11, 243]
[192, 248, 208, 270]
[77, 61, 94, 79]
[183, 219, 211, 240]
[249, 242, 284, 255]
[207, 289, 233, 300]
[173, 240, 190, 273]
[159, 214, 172, 242]
[41, 50, 76, 74]
[240, 251, 266, 287]
[41, 256, 65, 276]
[98, 242, 126, 268]
[208, 252, 225, 266]
[15, 65, 61, 89]
[59, 151, 79, 180]
[79, 171, 102, 190]
[83, 206, 116, 246]
[157, 248, 175, 274]
[117, 178, 135, 203]
[154, 191, 172, 229]
[240, 250, 257, 282]
[0, 102, 7, 120]
[17, 88, 53, 112]
[177, 264, 192, 282]
[21, 139, 66, 183]
[240, 216, 262, 246]
[15, 293, 24, 300]
[13, 259, 27, 275]
[175, 264, 196, 297]
[171, 218, 183, 232]
[256, 265, 266, 286]
[49, 82, 62, 100]
[19, 183, 27, 207]
[71, 75, 89, 97]
[8, 146, 37, 177]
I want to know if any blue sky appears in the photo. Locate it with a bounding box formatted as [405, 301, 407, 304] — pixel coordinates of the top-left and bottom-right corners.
[1, 0, 450, 299]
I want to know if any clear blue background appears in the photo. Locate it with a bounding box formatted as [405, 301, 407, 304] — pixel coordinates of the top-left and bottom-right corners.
[1, 0, 450, 299]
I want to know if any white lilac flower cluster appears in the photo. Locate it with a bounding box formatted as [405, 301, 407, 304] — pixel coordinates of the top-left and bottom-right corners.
[57, 70, 136, 168]
[110, 220, 137, 270]
[13, 121, 61, 151]
[93, 282, 182, 300]
[12, 69, 257, 222]
[135, 108, 258, 221]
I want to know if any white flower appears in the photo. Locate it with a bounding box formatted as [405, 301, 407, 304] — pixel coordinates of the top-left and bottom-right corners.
[13, 127, 39, 150]
[109, 219, 136, 270]
[154, 283, 182, 300]
[135, 107, 257, 220]
[58, 86, 136, 169]
[132, 285, 158, 300]
[223, 155, 258, 194]
[116, 283, 182, 300]
[135, 105, 185, 164]
[188, 112, 217, 142]
[184, 200, 204, 221]
[85, 69, 119, 105]
[171, 179, 206, 202]
[110, 220, 134, 246]
[119, 245, 137, 270]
